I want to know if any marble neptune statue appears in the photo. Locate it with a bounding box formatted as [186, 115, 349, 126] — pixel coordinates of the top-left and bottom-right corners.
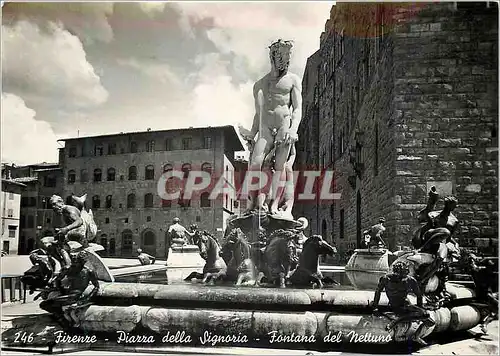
[239, 39, 302, 219]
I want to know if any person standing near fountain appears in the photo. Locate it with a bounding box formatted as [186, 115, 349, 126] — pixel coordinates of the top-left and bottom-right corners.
[239, 39, 302, 217]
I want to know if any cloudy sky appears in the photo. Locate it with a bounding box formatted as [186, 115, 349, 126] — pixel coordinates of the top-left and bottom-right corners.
[2, 1, 334, 165]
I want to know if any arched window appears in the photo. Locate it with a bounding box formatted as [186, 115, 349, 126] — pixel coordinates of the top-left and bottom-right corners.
[92, 195, 101, 209]
[145, 165, 155, 180]
[142, 230, 156, 255]
[94, 169, 102, 182]
[127, 193, 136, 208]
[105, 195, 112, 209]
[80, 169, 89, 183]
[201, 163, 212, 174]
[107, 168, 116, 181]
[144, 193, 154, 208]
[128, 166, 137, 180]
[143, 231, 156, 246]
[68, 170, 76, 184]
[182, 163, 191, 179]
[130, 141, 138, 153]
[163, 164, 173, 173]
[121, 230, 133, 257]
[200, 192, 210, 207]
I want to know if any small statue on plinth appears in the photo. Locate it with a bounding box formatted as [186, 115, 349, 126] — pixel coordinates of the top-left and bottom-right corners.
[363, 217, 387, 251]
[165, 218, 196, 263]
[168, 218, 195, 246]
[371, 261, 435, 346]
[137, 248, 156, 266]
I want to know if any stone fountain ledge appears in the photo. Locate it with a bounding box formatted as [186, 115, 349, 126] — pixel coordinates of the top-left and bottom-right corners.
[94, 281, 474, 308]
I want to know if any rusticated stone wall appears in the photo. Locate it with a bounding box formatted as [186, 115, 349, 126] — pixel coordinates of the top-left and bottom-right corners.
[391, 2, 498, 249]
[297, 2, 498, 255]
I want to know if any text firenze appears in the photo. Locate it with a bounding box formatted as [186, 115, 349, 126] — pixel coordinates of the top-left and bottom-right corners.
[156, 170, 341, 203]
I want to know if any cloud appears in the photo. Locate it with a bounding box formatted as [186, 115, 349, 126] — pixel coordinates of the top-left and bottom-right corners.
[116, 57, 182, 86]
[2, 20, 109, 108]
[2, 2, 114, 44]
[138, 2, 168, 17]
[176, 2, 335, 76]
[1, 93, 60, 165]
[189, 53, 254, 128]
[1, 2, 333, 164]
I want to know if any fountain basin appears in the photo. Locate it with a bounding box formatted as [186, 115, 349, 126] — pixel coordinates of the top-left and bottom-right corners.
[72, 304, 483, 345]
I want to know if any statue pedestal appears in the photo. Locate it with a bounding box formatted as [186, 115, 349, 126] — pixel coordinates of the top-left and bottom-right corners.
[168, 245, 204, 268]
[227, 211, 304, 243]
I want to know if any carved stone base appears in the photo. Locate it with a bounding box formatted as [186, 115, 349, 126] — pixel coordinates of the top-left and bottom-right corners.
[227, 211, 305, 241]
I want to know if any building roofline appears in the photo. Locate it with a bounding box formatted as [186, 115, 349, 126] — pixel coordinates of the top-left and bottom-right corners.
[33, 167, 62, 172]
[58, 125, 241, 142]
[1, 179, 27, 188]
[58, 125, 245, 153]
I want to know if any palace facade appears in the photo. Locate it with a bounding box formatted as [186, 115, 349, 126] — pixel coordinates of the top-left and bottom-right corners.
[294, 2, 498, 256]
[58, 126, 244, 257]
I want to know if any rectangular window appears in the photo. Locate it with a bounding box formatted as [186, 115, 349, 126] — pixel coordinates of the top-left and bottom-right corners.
[340, 209, 345, 239]
[44, 176, 57, 187]
[182, 138, 192, 150]
[81, 141, 88, 157]
[108, 143, 117, 155]
[204, 136, 212, 149]
[94, 145, 104, 156]
[8, 192, 14, 200]
[165, 138, 172, 151]
[146, 140, 155, 152]
[69, 146, 77, 157]
[8, 225, 17, 238]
